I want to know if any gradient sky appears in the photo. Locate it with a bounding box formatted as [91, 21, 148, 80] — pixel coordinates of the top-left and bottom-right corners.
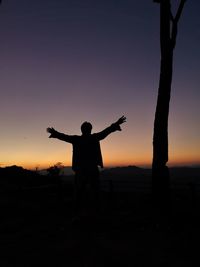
[0, 0, 199, 169]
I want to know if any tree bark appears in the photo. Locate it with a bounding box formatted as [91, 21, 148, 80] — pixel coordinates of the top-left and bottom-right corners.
[152, 0, 186, 221]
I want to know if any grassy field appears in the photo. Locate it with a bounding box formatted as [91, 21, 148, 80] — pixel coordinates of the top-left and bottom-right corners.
[0, 173, 200, 266]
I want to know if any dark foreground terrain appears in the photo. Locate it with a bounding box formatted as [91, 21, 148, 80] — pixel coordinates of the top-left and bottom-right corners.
[0, 166, 200, 266]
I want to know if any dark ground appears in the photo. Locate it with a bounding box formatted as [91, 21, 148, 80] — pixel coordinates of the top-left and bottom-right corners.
[0, 180, 199, 267]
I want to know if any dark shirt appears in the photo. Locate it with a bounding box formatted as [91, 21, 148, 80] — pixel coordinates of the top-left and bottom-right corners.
[50, 123, 119, 171]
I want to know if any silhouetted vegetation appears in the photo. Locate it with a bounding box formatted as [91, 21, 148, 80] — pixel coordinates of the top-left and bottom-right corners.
[0, 165, 70, 192]
[0, 165, 41, 187]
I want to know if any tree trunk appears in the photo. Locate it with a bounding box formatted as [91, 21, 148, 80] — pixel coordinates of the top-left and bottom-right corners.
[152, 0, 172, 210]
[152, 0, 186, 223]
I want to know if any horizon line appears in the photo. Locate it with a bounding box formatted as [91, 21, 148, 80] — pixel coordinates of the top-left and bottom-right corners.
[1, 163, 200, 171]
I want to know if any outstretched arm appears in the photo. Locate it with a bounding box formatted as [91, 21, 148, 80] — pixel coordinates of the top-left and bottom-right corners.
[46, 127, 74, 143]
[95, 116, 126, 140]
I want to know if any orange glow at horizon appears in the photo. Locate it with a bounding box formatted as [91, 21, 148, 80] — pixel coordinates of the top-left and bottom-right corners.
[2, 152, 200, 170]
[1, 126, 199, 170]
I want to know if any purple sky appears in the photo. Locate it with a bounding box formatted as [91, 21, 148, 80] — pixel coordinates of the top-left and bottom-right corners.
[0, 0, 199, 169]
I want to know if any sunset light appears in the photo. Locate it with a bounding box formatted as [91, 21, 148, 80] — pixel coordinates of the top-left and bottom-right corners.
[0, 1, 199, 170]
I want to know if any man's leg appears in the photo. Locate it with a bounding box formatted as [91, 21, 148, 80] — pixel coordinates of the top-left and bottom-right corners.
[74, 171, 87, 214]
[89, 167, 100, 213]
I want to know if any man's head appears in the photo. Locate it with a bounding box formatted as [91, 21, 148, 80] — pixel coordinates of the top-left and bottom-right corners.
[81, 121, 92, 135]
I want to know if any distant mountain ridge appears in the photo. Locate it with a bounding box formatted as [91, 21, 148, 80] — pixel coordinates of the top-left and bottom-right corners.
[102, 165, 200, 179]
[1, 165, 200, 180]
[101, 166, 151, 178]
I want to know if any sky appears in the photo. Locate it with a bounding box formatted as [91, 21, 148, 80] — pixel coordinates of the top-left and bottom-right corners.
[0, 0, 199, 169]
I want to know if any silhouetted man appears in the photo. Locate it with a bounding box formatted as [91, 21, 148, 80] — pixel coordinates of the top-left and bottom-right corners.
[47, 116, 126, 215]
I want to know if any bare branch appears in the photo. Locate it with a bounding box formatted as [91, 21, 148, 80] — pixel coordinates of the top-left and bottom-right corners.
[170, 11, 175, 22]
[171, 0, 186, 49]
[171, 22, 178, 49]
[174, 0, 187, 23]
